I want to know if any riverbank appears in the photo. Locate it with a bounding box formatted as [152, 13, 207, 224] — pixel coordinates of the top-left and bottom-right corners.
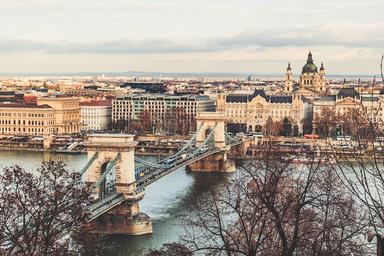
[0, 146, 84, 154]
[0, 147, 174, 156]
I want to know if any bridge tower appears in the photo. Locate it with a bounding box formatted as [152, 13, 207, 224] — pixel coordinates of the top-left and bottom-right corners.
[195, 112, 226, 149]
[188, 112, 236, 172]
[84, 134, 152, 235]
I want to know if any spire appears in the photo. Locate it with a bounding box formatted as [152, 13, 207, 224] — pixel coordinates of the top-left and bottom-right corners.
[320, 62, 324, 71]
[287, 62, 292, 71]
[307, 51, 313, 63]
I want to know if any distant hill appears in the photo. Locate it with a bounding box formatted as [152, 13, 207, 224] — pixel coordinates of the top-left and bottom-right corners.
[0, 71, 380, 80]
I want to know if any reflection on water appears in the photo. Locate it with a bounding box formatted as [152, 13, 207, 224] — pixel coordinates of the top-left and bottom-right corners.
[113, 171, 233, 256]
[0, 150, 89, 170]
[0, 151, 234, 256]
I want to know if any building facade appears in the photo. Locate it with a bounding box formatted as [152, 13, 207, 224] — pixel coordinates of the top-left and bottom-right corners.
[80, 100, 112, 131]
[37, 97, 81, 134]
[313, 87, 384, 133]
[216, 90, 310, 134]
[112, 94, 215, 123]
[0, 103, 55, 136]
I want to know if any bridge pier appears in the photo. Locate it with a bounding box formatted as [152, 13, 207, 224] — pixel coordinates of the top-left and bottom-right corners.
[187, 151, 236, 172]
[88, 202, 152, 235]
[187, 112, 236, 172]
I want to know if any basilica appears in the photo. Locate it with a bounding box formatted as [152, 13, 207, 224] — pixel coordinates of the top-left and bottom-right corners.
[285, 51, 327, 97]
[216, 52, 328, 135]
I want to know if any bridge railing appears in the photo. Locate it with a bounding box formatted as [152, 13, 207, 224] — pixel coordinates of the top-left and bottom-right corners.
[134, 126, 218, 180]
[136, 146, 222, 189]
[87, 192, 125, 221]
[157, 123, 204, 165]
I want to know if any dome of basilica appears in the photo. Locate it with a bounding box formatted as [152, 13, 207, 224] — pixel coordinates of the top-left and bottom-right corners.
[302, 51, 318, 73]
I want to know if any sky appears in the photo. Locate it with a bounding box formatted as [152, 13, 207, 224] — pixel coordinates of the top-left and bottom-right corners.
[0, 0, 383, 75]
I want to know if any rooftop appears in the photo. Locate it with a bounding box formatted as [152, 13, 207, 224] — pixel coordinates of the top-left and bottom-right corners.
[115, 93, 212, 101]
[0, 103, 52, 109]
[337, 88, 360, 99]
[226, 89, 295, 104]
[80, 100, 112, 107]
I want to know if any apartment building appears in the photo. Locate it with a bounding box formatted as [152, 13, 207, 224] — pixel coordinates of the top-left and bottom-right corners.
[112, 94, 215, 123]
[80, 100, 112, 131]
[0, 103, 55, 136]
[313, 87, 384, 132]
[37, 96, 80, 134]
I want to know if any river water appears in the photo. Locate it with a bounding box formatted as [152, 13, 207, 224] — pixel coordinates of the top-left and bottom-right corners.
[0, 151, 234, 255]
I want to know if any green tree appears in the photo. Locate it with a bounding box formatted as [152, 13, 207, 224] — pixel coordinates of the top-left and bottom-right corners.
[282, 117, 292, 136]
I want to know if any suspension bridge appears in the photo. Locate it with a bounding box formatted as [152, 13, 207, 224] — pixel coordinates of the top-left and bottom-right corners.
[81, 112, 249, 235]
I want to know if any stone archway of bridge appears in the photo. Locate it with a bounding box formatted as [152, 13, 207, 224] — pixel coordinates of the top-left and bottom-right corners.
[99, 161, 113, 198]
[205, 128, 213, 140]
[84, 134, 137, 198]
[195, 113, 226, 148]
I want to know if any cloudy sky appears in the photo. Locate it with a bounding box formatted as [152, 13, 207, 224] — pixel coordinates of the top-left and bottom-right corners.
[0, 0, 383, 75]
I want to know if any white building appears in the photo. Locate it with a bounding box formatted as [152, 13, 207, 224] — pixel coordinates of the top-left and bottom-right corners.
[112, 94, 215, 123]
[80, 100, 112, 131]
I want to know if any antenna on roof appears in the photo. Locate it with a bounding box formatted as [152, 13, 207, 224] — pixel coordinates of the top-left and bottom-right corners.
[381, 55, 384, 83]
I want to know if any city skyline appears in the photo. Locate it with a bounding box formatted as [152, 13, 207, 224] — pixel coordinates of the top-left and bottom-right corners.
[0, 0, 383, 74]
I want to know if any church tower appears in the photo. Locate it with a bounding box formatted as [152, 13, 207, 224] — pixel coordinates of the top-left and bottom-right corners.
[299, 51, 327, 96]
[284, 62, 293, 94]
[319, 62, 326, 92]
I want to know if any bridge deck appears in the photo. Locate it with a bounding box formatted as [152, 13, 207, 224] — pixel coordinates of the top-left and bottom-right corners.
[88, 192, 125, 222]
[136, 147, 222, 189]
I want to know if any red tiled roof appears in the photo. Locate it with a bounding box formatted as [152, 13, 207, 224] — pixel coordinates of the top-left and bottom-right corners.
[80, 100, 112, 107]
[24, 95, 38, 103]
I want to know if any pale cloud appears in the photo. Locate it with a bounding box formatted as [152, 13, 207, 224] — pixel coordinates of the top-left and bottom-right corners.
[0, 46, 381, 75]
[1, 22, 383, 54]
[0, 0, 383, 74]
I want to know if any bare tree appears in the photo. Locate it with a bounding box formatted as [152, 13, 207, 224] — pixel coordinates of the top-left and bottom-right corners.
[264, 117, 283, 137]
[0, 160, 112, 256]
[139, 109, 153, 133]
[325, 59, 384, 252]
[179, 149, 367, 256]
[162, 107, 196, 135]
[313, 107, 339, 138]
[331, 107, 384, 232]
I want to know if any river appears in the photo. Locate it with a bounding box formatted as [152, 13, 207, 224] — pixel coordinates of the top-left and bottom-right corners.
[0, 150, 235, 255]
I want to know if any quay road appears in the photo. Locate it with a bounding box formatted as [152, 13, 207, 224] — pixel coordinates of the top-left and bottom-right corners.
[2, 133, 374, 157]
